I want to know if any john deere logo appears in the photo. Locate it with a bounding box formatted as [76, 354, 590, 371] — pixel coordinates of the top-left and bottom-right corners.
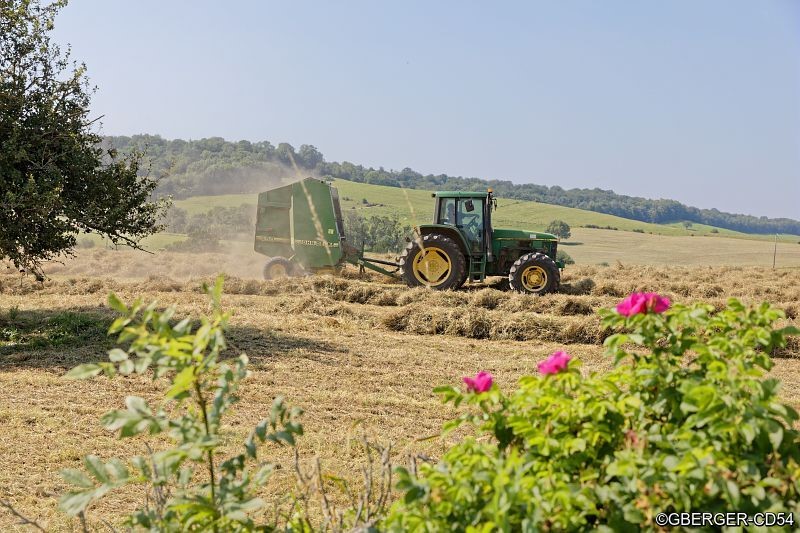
[295, 239, 339, 248]
[256, 235, 340, 248]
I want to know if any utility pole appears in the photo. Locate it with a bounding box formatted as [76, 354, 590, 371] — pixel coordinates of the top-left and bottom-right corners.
[772, 234, 778, 269]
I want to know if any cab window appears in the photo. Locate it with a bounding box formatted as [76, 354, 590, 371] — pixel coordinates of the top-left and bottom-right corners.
[458, 198, 484, 250]
[438, 198, 457, 225]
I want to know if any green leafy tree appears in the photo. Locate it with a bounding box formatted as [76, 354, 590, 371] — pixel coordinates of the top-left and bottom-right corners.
[161, 206, 188, 233]
[61, 278, 304, 529]
[275, 142, 297, 167]
[298, 144, 323, 169]
[1, 0, 168, 278]
[344, 211, 410, 253]
[546, 219, 571, 239]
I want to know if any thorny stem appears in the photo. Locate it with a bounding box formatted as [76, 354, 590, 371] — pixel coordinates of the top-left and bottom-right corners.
[194, 380, 218, 532]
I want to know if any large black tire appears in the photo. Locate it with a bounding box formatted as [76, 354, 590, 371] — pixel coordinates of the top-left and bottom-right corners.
[399, 234, 467, 290]
[508, 252, 560, 295]
[262, 257, 296, 280]
[458, 264, 470, 287]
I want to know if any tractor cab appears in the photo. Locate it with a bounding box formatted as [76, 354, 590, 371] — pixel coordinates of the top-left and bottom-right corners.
[433, 191, 493, 255]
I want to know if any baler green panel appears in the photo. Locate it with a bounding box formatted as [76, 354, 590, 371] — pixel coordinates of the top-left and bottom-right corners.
[254, 183, 294, 258]
[290, 178, 344, 268]
[254, 178, 344, 269]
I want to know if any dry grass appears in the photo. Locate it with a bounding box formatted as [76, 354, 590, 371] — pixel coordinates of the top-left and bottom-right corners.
[1, 251, 799, 530]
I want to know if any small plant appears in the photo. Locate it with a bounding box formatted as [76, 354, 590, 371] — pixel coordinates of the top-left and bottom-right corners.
[556, 249, 575, 265]
[386, 294, 800, 530]
[632, 228, 644, 233]
[60, 277, 303, 530]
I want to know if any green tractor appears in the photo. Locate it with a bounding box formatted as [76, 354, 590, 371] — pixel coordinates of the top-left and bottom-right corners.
[255, 178, 563, 294]
[398, 190, 562, 294]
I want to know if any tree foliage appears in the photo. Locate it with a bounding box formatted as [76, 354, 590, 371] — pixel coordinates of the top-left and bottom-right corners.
[107, 135, 800, 236]
[1, 0, 168, 277]
[546, 219, 571, 239]
[343, 211, 410, 253]
[108, 135, 320, 199]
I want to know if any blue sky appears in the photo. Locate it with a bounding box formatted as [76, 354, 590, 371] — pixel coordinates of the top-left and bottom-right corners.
[53, 1, 800, 219]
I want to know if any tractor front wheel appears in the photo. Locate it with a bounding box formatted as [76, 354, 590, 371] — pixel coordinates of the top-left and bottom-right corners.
[508, 252, 560, 295]
[262, 257, 296, 280]
[399, 234, 466, 290]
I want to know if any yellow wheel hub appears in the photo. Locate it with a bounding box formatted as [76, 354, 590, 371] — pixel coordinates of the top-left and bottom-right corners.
[269, 263, 289, 278]
[412, 246, 452, 286]
[521, 265, 547, 292]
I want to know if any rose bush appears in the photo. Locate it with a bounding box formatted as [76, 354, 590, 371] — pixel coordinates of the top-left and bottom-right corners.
[385, 296, 800, 531]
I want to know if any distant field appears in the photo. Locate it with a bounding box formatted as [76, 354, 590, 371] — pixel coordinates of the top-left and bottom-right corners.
[565, 228, 800, 267]
[168, 181, 800, 267]
[79, 232, 186, 250]
[174, 193, 258, 215]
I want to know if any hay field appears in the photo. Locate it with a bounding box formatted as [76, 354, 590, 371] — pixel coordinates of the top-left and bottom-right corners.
[1, 250, 800, 530]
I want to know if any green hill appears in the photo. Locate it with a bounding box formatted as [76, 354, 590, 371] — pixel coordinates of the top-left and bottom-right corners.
[172, 180, 797, 241]
[163, 180, 800, 267]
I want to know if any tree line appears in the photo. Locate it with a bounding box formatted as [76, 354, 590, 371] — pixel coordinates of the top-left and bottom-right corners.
[107, 135, 800, 236]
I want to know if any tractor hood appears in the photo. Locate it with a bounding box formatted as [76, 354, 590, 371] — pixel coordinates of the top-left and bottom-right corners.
[493, 228, 558, 241]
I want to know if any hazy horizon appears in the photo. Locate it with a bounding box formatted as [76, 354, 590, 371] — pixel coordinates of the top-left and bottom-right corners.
[53, 1, 800, 219]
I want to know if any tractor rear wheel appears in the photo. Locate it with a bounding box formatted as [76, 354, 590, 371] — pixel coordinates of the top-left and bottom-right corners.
[399, 234, 466, 290]
[263, 257, 296, 280]
[508, 252, 560, 295]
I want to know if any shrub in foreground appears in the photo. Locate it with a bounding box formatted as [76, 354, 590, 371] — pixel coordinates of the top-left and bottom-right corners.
[61, 278, 303, 530]
[386, 295, 800, 530]
[58, 278, 391, 531]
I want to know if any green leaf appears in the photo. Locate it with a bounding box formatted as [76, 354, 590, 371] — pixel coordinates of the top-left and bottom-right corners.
[59, 490, 95, 516]
[766, 419, 784, 450]
[107, 293, 128, 314]
[105, 459, 129, 481]
[779, 325, 800, 336]
[126, 395, 149, 413]
[84, 455, 110, 483]
[61, 468, 94, 489]
[739, 423, 756, 444]
[166, 366, 195, 398]
[108, 348, 128, 362]
[65, 363, 103, 380]
[118, 359, 134, 375]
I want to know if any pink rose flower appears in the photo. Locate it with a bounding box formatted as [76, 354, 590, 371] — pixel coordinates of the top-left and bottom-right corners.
[616, 292, 670, 317]
[463, 371, 493, 393]
[538, 351, 572, 375]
